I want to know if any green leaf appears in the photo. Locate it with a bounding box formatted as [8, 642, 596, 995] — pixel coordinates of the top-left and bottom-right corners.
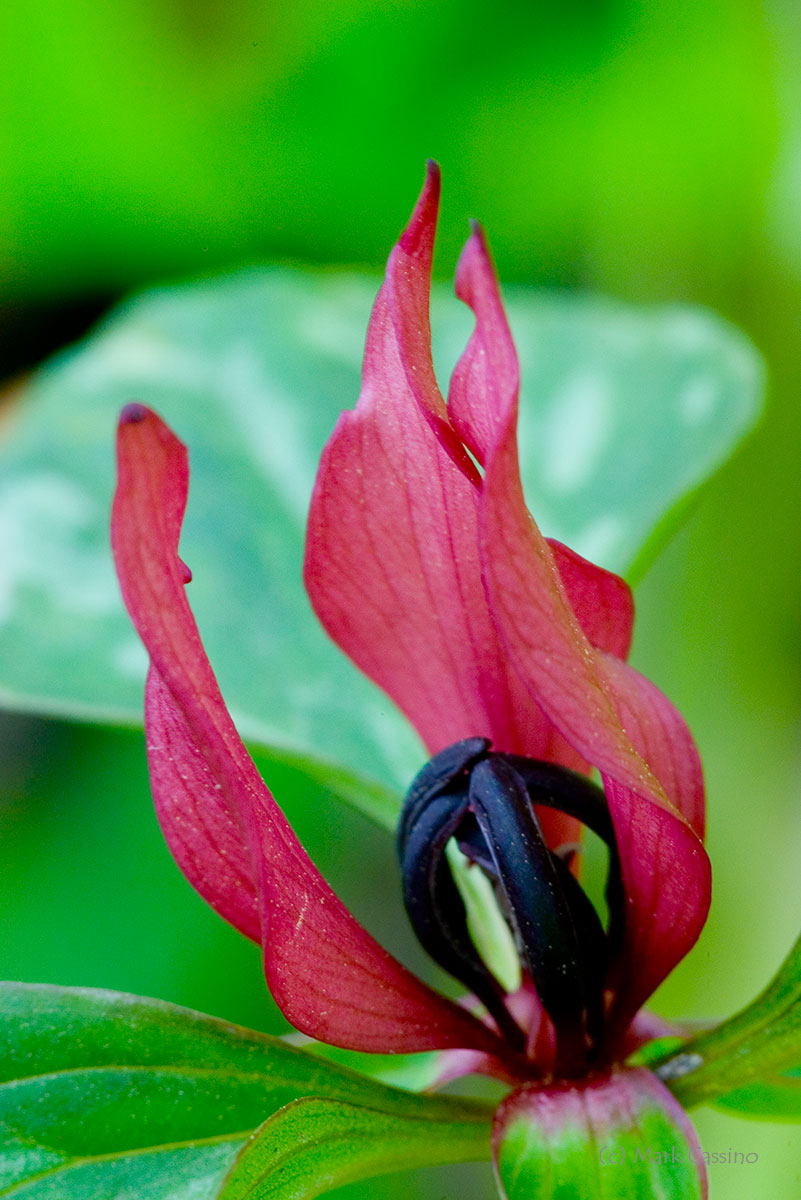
[626, 1036, 685, 1069]
[714, 1066, 801, 1121]
[0, 268, 763, 824]
[654, 933, 801, 1109]
[0, 983, 491, 1194]
[286, 1039, 447, 1093]
[0, 1139, 243, 1199]
[216, 1097, 491, 1199]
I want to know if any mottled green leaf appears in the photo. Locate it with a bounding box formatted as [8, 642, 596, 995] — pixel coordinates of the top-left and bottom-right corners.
[0, 269, 762, 821]
[216, 1097, 491, 1199]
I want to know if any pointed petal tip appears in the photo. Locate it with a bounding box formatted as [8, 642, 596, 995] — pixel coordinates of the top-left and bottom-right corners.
[398, 162, 441, 259]
[462, 221, 488, 259]
[119, 402, 151, 427]
[455, 221, 497, 306]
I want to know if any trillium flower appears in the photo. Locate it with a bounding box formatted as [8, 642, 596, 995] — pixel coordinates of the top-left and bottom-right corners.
[111, 164, 711, 1196]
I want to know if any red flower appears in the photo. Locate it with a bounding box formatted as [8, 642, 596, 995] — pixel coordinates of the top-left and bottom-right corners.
[305, 162, 710, 1056]
[111, 164, 710, 1085]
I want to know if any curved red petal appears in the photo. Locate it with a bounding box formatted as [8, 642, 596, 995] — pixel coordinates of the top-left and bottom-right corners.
[145, 667, 262, 942]
[448, 221, 519, 469]
[112, 405, 504, 1056]
[386, 161, 481, 482]
[450, 230, 658, 788]
[451, 228, 710, 1015]
[305, 172, 558, 766]
[546, 539, 634, 661]
[603, 777, 710, 1033]
[454, 231, 635, 662]
[600, 652, 705, 839]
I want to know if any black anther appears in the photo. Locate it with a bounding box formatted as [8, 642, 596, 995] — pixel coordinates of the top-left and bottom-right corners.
[399, 784, 526, 1049]
[397, 737, 489, 856]
[500, 753, 624, 953]
[397, 739, 620, 1064]
[467, 759, 589, 1034]
[496, 754, 615, 846]
[548, 852, 608, 1048]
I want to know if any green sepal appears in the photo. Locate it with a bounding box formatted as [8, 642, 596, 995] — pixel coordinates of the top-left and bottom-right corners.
[492, 1069, 706, 1199]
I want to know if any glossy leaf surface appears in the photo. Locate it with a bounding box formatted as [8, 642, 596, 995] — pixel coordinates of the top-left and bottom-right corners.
[217, 1096, 491, 1199]
[0, 1140, 243, 1200]
[0, 983, 491, 1195]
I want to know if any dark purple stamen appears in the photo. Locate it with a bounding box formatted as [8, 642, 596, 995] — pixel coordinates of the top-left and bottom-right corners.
[397, 739, 620, 1071]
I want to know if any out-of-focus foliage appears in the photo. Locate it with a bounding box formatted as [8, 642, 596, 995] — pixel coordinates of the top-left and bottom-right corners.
[1, 2, 801, 1197]
[0, 0, 780, 304]
[0, 268, 761, 806]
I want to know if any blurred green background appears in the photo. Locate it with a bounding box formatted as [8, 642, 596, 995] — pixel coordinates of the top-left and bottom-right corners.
[1, 1, 800, 1195]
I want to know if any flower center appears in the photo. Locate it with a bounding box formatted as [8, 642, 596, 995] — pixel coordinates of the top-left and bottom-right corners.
[397, 738, 621, 1076]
